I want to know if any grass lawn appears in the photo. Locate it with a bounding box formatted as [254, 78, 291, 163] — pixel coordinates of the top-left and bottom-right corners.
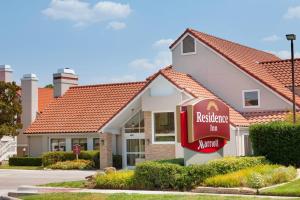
[0, 164, 43, 170]
[39, 180, 86, 188]
[260, 178, 300, 197]
[20, 193, 300, 200]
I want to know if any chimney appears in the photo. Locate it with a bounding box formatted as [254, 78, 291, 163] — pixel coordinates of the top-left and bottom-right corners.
[53, 68, 78, 97]
[21, 74, 39, 129]
[0, 65, 13, 82]
[19, 74, 38, 155]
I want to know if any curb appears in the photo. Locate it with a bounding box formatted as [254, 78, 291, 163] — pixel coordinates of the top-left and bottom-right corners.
[0, 195, 21, 200]
[192, 186, 257, 195]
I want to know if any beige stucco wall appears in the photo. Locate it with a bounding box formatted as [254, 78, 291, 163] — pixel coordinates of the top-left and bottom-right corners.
[172, 37, 291, 112]
[28, 134, 100, 157]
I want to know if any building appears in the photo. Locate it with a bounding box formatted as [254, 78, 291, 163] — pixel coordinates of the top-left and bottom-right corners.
[6, 28, 300, 168]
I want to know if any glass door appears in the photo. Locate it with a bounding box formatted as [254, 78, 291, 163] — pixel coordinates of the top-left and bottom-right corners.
[126, 138, 145, 167]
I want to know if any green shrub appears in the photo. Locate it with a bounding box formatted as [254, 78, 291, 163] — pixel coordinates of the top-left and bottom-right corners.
[250, 122, 300, 167]
[9, 157, 42, 166]
[48, 159, 93, 170]
[134, 161, 184, 190]
[134, 156, 267, 191]
[206, 156, 268, 175]
[94, 171, 135, 189]
[204, 164, 297, 189]
[247, 173, 265, 189]
[155, 158, 184, 166]
[42, 151, 99, 168]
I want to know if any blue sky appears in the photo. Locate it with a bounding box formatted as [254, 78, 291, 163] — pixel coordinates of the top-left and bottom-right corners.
[0, 0, 300, 86]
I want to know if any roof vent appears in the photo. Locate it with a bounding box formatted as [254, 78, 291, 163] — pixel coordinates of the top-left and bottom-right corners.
[57, 68, 76, 75]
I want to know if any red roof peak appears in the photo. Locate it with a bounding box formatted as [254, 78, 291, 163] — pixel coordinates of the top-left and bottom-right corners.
[70, 81, 147, 89]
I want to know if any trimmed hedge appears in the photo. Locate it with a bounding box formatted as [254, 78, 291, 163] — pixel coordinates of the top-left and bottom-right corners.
[9, 157, 42, 166]
[48, 159, 93, 170]
[42, 151, 99, 168]
[42, 151, 121, 169]
[94, 171, 135, 189]
[250, 122, 300, 166]
[154, 158, 184, 166]
[134, 156, 267, 191]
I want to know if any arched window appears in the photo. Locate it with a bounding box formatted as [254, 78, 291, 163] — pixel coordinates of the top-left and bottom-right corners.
[182, 35, 196, 54]
[124, 110, 144, 133]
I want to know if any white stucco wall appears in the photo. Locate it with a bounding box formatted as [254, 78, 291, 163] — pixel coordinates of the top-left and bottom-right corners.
[172, 36, 291, 112]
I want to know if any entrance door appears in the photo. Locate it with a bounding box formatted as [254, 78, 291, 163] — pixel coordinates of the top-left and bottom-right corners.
[125, 134, 145, 168]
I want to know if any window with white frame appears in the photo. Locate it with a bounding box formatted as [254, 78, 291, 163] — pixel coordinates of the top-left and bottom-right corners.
[72, 138, 87, 150]
[93, 138, 100, 150]
[182, 35, 195, 54]
[124, 110, 144, 133]
[243, 90, 260, 107]
[50, 139, 66, 151]
[153, 112, 175, 142]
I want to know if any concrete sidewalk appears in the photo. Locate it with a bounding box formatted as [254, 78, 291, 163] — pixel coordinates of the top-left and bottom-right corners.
[7, 185, 299, 199]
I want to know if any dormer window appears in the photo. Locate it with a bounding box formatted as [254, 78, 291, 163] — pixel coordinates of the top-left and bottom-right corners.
[182, 35, 196, 55]
[243, 90, 260, 108]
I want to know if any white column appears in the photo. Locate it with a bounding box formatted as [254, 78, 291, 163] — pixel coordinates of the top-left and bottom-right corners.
[87, 137, 93, 150]
[66, 138, 72, 151]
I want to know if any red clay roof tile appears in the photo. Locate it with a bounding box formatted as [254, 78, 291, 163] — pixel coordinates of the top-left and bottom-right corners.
[25, 82, 146, 134]
[38, 88, 54, 113]
[242, 111, 292, 124]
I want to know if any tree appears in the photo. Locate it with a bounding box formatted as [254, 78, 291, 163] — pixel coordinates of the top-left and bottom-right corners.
[44, 84, 53, 88]
[0, 81, 22, 139]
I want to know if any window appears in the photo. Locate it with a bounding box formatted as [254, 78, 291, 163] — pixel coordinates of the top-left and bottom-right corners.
[153, 112, 175, 142]
[51, 139, 66, 151]
[124, 110, 144, 133]
[182, 35, 195, 54]
[93, 138, 100, 150]
[243, 90, 260, 107]
[72, 138, 87, 150]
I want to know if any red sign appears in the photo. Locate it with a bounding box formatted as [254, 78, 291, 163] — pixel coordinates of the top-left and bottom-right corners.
[73, 144, 81, 155]
[180, 99, 230, 153]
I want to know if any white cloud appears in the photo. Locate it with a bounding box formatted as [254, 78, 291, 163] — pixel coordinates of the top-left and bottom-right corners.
[284, 6, 300, 19]
[262, 35, 281, 42]
[129, 39, 172, 70]
[107, 21, 126, 30]
[153, 39, 174, 48]
[42, 0, 131, 27]
[267, 50, 300, 59]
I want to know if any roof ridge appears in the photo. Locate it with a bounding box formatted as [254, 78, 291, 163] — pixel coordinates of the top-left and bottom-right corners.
[259, 58, 300, 64]
[241, 110, 290, 114]
[70, 81, 147, 89]
[188, 28, 279, 59]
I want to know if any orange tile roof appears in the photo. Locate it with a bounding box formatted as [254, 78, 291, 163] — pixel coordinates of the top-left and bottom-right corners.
[38, 88, 54, 113]
[259, 59, 300, 87]
[242, 111, 291, 124]
[25, 82, 146, 134]
[157, 66, 249, 127]
[170, 28, 300, 107]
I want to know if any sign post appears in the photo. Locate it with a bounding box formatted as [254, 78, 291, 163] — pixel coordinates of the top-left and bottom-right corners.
[179, 98, 230, 164]
[73, 144, 81, 160]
